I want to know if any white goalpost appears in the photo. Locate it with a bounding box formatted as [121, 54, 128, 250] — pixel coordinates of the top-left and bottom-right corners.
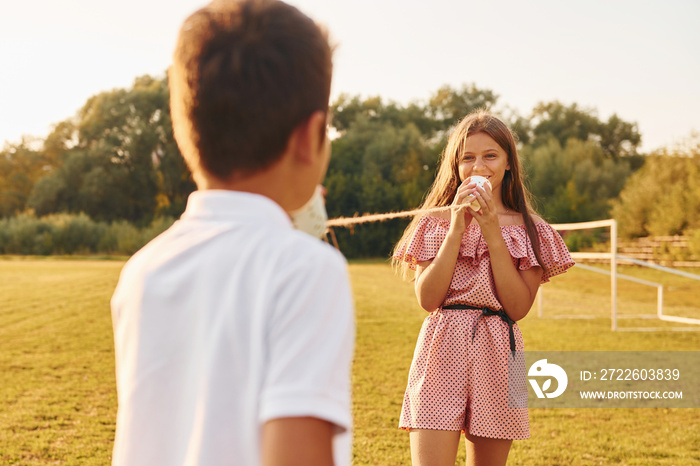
[538, 219, 700, 331]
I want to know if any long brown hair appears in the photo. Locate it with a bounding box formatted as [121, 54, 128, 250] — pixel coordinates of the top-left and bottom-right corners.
[392, 109, 547, 279]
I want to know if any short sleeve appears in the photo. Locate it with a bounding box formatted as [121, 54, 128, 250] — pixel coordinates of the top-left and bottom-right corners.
[394, 216, 449, 269]
[515, 223, 575, 283]
[261, 247, 354, 466]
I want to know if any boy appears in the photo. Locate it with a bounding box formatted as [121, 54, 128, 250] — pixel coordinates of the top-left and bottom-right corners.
[110, 1, 354, 464]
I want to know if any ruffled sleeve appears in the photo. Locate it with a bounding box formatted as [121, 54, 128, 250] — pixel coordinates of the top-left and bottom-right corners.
[394, 216, 448, 270]
[507, 223, 575, 283]
[395, 218, 574, 282]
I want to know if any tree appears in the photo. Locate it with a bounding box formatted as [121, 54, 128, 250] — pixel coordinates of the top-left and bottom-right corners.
[1, 77, 658, 257]
[27, 75, 195, 224]
[612, 149, 700, 238]
[529, 101, 642, 158]
[326, 88, 642, 255]
[0, 138, 53, 217]
[523, 137, 632, 223]
[331, 95, 434, 136]
[597, 113, 642, 159]
[325, 103, 438, 257]
[331, 83, 499, 139]
[28, 151, 91, 216]
[427, 84, 499, 129]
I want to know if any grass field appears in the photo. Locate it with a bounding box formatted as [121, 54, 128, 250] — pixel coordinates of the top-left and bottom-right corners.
[0, 257, 698, 464]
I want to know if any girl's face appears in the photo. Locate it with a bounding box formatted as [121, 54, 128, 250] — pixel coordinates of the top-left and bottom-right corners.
[457, 131, 510, 195]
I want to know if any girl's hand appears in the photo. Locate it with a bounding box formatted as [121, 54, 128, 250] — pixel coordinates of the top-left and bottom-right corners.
[467, 183, 501, 241]
[449, 180, 476, 235]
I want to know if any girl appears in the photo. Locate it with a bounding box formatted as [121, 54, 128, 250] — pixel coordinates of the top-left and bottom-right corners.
[392, 110, 574, 466]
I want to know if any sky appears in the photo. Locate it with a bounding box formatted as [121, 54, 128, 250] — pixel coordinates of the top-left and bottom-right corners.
[1, 0, 698, 152]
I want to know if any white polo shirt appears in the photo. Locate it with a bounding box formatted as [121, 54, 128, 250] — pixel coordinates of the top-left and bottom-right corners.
[111, 190, 355, 466]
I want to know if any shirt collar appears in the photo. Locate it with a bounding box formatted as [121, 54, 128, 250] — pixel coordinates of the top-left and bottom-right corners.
[181, 190, 293, 229]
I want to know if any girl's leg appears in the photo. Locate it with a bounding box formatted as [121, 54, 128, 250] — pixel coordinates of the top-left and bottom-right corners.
[464, 432, 512, 466]
[409, 429, 461, 466]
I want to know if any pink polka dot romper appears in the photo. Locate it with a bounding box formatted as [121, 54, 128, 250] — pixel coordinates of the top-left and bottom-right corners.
[394, 216, 574, 439]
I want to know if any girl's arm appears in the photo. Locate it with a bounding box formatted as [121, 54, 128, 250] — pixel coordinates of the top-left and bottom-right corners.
[414, 228, 461, 312]
[414, 181, 476, 312]
[487, 238, 542, 320]
[470, 185, 543, 321]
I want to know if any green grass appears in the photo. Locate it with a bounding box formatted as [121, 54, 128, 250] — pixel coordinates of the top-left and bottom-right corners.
[1, 259, 699, 464]
[0, 260, 121, 465]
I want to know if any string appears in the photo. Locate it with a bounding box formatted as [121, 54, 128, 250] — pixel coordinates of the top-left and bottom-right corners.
[326, 205, 452, 228]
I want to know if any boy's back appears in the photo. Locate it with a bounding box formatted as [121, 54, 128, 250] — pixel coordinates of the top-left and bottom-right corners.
[111, 191, 354, 465]
[111, 0, 351, 463]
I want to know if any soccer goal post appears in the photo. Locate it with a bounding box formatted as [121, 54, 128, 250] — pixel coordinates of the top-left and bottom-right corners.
[545, 219, 619, 330]
[542, 219, 700, 331]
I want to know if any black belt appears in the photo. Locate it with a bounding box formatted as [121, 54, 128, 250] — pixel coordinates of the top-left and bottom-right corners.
[441, 304, 517, 355]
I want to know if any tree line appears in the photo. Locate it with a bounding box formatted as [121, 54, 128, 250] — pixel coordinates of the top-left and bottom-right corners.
[1, 75, 698, 257]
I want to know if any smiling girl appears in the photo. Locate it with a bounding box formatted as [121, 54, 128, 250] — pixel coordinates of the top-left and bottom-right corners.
[393, 110, 574, 466]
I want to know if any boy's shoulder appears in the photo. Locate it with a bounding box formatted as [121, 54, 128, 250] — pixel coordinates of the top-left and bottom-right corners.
[119, 212, 347, 290]
[278, 228, 348, 270]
